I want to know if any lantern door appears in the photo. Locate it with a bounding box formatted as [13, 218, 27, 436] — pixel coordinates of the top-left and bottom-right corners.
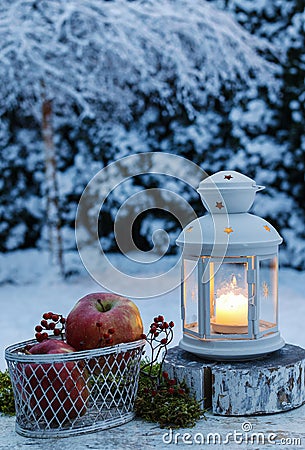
[203, 257, 255, 339]
[255, 255, 278, 337]
[182, 258, 201, 337]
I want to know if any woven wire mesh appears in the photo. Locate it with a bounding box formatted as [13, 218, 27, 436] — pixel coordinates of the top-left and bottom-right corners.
[5, 337, 145, 438]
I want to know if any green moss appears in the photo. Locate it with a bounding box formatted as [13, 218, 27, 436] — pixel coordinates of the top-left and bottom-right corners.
[135, 363, 205, 429]
[0, 370, 15, 416]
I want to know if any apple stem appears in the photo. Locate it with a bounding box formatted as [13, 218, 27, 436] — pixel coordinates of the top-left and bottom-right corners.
[97, 299, 106, 312]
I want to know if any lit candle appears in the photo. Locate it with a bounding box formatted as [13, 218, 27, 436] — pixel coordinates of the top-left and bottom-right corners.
[211, 275, 248, 334]
[215, 293, 248, 326]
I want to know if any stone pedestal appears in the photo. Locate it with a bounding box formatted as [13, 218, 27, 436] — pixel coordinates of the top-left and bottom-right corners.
[163, 344, 305, 416]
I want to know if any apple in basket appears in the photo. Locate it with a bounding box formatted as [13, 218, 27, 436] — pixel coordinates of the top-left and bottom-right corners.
[65, 292, 144, 351]
[65, 293, 144, 375]
[22, 339, 89, 424]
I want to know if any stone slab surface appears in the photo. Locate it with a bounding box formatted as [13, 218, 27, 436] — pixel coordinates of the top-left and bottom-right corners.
[1, 407, 305, 450]
[164, 344, 305, 416]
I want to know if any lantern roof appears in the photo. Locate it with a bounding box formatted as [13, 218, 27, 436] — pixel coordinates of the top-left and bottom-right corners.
[198, 170, 264, 190]
[177, 170, 283, 256]
[177, 213, 282, 256]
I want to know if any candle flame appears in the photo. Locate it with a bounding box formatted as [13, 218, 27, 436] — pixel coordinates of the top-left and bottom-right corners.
[216, 273, 246, 298]
[231, 275, 237, 288]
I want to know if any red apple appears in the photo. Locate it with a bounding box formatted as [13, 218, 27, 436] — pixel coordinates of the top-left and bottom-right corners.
[65, 292, 143, 351]
[22, 339, 89, 424]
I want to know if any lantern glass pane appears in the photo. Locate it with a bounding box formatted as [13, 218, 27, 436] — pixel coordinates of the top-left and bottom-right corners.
[210, 260, 249, 335]
[259, 256, 277, 333]
[183, 259, 199, 334]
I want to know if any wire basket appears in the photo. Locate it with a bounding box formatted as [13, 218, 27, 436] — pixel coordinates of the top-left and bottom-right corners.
[5, 337, 145, 438]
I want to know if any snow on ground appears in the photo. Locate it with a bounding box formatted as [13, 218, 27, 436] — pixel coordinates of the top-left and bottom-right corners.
[0, 249, 305, 371]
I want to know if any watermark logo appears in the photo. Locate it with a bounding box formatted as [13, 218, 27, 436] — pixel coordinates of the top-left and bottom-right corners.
[76, 152, 229, 298]
[162, 422, 302, 446]
[241, 421, 253, 432]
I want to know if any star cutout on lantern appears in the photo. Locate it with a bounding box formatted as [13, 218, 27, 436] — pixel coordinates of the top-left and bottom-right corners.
[224, 227, 233, 234]
[216, 201, 224, 210]
[263, 225, 271, 232]
[186, 226, 193, 233]
[224, 174, 233, 180]
[262, 281, 269, 298]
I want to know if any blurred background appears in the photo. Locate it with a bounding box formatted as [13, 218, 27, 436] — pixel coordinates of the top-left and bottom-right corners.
[0, 0, 304, 278]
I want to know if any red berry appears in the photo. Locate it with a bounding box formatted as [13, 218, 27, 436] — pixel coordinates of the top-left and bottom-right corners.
[153, 317, 158, 323]
[163, 322, 169, 329]
[108, 338, 113, 345]
[154, 332, 159, 337]
[178, 388, 185, 395]
[51, 314, 59, 322]
[169, 379, 176, 386]
[59, 317, 66, 324]
[35, 332, 43, 342]
[53, 329, 61, 336]
[42, 313, 49, 320]
[108, 328, 115, 334]
[168, 387, 175, 395]
[158, 315, 164, 322]
[35, 325, 43, 332]
[162, 371, 169, 379]
[169, 321, 174, 328]
[140, 333, 147, 339]
[150, 327, 157, 334]
[48, 322, 55, 330]
[96, 322, 102, 328]
[41, 332, 49, 340]
[151, 390, 157, 397]
[161, 338, 168, 345]
[40, 319, 48, 328]
[103, 333, 110, 339]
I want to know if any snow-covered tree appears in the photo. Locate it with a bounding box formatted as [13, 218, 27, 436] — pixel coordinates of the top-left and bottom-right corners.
[0, 0, 281, 268]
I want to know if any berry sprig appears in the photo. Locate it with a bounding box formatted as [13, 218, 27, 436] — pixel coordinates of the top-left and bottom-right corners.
[143, 371, 185, 397]
[96, 322, 116, 347]
[136, 317, 204, 428]
[34, 312, 66, 342]
[161, 371, 185, 396]
[140, 314, 174, 381]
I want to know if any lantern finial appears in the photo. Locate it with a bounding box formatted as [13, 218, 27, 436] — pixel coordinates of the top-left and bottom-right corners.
[197, 170, 265, 214]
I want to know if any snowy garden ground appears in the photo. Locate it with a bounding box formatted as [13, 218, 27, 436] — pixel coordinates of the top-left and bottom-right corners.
[1, 250, 305, 449]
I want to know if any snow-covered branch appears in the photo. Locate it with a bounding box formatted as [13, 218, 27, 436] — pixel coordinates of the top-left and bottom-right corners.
[0, 0, 281, 122]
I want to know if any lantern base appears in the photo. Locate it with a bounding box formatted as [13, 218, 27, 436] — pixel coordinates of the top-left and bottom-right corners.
[179, 332, 285, 361]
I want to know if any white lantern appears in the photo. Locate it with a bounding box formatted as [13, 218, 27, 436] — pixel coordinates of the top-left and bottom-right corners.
[177, 171, 285, 360]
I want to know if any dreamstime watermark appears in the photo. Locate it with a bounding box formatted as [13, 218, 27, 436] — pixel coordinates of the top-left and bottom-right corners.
[75, 152, 230, 298]
[162, 422, 302, 446]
